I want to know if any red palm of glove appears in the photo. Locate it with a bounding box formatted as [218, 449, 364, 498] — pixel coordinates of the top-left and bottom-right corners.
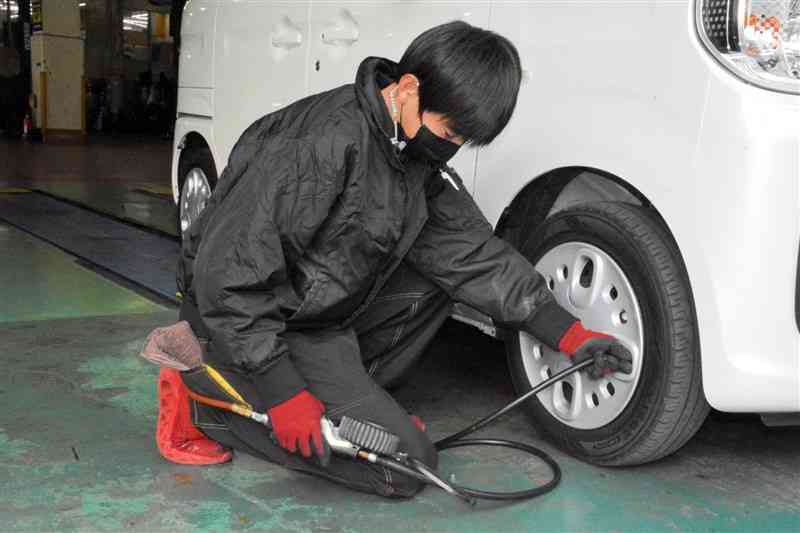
[558, 321, 633, 378]
[267, 390, 326, 458]
[559, 321, 613, 354]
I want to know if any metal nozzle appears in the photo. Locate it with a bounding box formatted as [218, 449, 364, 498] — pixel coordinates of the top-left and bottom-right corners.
[320, 417, 360, 457]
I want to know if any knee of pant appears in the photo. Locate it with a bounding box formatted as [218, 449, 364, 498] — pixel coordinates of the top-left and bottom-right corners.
[403, 432, 438, 471]
[419, 442, 438, 471]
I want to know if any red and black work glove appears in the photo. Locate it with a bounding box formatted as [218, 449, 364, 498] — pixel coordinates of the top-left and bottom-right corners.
[559, 321, 633, 379]
[267, 389, 329, 464]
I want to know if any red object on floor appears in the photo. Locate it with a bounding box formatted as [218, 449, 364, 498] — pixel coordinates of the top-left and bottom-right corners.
[156, 368, 233, 465]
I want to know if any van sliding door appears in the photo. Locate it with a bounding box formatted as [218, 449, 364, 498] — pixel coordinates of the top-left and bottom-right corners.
[214, 1, 312, 166]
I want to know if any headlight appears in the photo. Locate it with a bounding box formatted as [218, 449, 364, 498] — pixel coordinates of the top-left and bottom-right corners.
[696, 0, 800, 94]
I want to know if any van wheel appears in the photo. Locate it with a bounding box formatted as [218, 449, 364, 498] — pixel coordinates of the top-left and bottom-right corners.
[178, 145, 217, 238]
[506, 202, 709, 465]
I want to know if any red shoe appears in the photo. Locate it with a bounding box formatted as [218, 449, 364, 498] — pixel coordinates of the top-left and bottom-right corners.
[156, 368, 233, 465]
[410, 414, 426, 433]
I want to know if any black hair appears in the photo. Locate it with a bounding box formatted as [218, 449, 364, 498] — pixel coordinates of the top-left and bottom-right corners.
[397, 21, 522, 146]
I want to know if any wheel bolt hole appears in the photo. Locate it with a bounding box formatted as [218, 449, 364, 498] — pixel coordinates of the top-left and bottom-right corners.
[562, 381, 574, 404]
[619, 311, 628, 324]
[547, 277, 554, 291]
[532, 345, 543, 360]
[610, 286, 618, 300]
[579, 259, 594, 288]
[559, 265, 569, 281]
[591, 393, 599, 407]
[607, 383, 615, 396]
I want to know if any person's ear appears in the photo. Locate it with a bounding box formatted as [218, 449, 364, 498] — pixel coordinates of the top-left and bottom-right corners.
[397, 73, 420, 104]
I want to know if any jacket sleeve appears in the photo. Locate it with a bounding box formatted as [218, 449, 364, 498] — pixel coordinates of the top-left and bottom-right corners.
[406, 172, 577, 351]
[177, 111, 290, 307]
[190, 124, 355, 409]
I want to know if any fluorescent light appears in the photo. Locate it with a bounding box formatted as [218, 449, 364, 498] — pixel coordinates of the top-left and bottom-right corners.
[122, 11, 149, 31]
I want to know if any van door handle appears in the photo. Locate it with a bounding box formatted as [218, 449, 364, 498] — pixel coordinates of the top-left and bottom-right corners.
[321, 9, 359, 46]
[271, 16, 303, 49]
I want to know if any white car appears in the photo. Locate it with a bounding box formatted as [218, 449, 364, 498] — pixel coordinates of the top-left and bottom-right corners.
[171, 0, 800, 466]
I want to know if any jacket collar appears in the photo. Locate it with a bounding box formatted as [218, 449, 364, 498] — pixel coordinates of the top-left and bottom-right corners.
[354, 57, 449, 181]
[355, 56, 405, 171]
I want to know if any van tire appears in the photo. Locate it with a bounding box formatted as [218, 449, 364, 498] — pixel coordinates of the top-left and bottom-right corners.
[177, 145, 217, 239]
[506, 201, 709, 465]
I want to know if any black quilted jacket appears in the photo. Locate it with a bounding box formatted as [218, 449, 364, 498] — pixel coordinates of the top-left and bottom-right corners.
[178, 57, 576, 408]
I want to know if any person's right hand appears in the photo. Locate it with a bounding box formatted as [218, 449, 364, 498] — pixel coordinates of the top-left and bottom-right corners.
[267, 389, 327, 459]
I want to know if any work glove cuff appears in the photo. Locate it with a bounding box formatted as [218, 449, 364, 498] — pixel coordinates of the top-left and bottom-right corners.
[524, 300, 579, 351]
[558, 321, 612, 356]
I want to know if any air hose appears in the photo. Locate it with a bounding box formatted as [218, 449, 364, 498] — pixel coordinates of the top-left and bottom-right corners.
[185, 358, 594, 506]
[424, 358, 593, 503]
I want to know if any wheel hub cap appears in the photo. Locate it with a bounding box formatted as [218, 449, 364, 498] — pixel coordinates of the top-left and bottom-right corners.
[180, 168, 212, 234]
[520, 242, 644, 430]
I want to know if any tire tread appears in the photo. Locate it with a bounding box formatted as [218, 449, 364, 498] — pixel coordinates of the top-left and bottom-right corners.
[581, 202, 709, 465]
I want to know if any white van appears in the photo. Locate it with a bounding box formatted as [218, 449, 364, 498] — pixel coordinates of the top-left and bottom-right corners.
[171, 0, 800, 466]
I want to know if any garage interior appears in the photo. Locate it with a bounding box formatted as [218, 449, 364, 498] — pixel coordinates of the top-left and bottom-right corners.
[2, 1, 800, 532]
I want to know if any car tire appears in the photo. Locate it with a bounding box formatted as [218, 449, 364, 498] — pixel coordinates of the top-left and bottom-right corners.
[177, 145, 217, 239]
[506, 201, 709, 466]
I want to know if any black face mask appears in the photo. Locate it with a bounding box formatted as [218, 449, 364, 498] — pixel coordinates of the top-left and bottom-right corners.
[400, 124, 461, 165]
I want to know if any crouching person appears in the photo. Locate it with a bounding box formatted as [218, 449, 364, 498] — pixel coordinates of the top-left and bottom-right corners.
[153, 21, 632, 498]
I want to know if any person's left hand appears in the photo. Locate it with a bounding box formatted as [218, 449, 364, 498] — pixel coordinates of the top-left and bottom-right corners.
[558, 322, 633, 379]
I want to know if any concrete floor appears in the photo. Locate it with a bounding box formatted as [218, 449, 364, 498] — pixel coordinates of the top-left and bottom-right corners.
[1, 135, 178, 236]
[2, 137, 800, 532]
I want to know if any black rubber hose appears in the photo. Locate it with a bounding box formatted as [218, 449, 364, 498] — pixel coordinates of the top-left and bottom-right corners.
[362, 360, 592, 502]
[436, 359, 593, 448]
[434, 438, 561, 501]
[429, 359, 593, 501]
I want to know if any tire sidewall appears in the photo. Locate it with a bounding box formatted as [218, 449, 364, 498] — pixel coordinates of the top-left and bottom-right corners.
[508, 205, 675, 460]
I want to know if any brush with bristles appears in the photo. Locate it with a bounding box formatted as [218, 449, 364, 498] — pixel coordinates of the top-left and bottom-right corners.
[139, 320, 203, 371]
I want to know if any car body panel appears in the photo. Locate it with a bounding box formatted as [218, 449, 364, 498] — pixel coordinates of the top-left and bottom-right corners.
[213, 1, 313, 170]
[177, 87, 214, 118]
[481, 1, 800, 412]
[178, 0, 216, 89]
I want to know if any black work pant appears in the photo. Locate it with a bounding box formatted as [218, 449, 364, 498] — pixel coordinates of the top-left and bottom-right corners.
[183, 264, 452, 498]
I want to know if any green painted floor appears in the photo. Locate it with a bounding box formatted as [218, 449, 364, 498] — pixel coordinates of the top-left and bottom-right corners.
[4, 305, 800, 532]
[0, 223, 165, 323]
[1, 179, 800, 531]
